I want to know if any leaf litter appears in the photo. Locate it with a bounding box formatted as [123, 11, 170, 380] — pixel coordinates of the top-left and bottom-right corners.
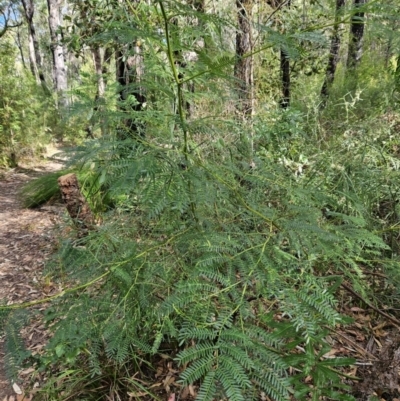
[0, 153, 64, 400]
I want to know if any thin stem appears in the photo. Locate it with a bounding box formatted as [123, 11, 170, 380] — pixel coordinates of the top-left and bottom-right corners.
[158, 0, 189, 157]
[158, 0, 196, 219]
[0, 271, 110, 310]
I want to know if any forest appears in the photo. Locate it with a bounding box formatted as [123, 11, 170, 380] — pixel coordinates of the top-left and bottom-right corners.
[1, 0, 400, 400]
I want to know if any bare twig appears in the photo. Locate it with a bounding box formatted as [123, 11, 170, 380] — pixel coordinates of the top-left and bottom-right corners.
[341, 282, 400, 327]
[324, 326, 379, 361]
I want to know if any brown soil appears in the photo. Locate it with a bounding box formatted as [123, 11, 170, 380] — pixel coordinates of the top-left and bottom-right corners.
[0, 152, 65, 400]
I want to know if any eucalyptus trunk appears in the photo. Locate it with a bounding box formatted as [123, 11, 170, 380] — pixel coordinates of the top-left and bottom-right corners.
[347, 0, 366, 68]
[15, 28, 27, 70]
[279, 0, 291, 108]
[47, 0, 68, 107]
[85, 47, 107, 138]
[183, 0, 206, 117]
[116, 42, 146, 139]
[92, 47, 105, 99]
[102, 47, 113, 85]
[280, 49, 290, 108]
[234, 0, 254, 118]
[21, 0, 46, 87]
[321, 0, 345, 100]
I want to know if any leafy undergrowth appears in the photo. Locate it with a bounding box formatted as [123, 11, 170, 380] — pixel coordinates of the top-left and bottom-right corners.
[2, 103, 400, 401]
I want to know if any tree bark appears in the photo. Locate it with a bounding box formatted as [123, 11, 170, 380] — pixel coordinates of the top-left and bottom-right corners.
[265, 0, 291, 108]
[15, 28, 27, 70]
[116, 42, 146, 139]
[21, 0, 47, 87]
[47, 0, 68, 108]
[58, 173, 94, 234]
[394, 54, 400, 93]
[347, 0, 366, 68]
[280, 49, 290, 108]
[279, 0, 291, 108]
[320, 0, 345, 100]
[184, 0, 205, 117]
[102, 47, 113, 81]
[86, 47, 107, 138]
[234, 0, 254, 118]
[93, 47, 105, 99]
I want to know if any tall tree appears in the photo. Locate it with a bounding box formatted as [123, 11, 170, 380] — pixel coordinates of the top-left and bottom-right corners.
[265, 0, 291, 108]
[280, 47, 290, 108]
[116, 41, 146, 139]
[182, 0, 205, 117]
[347, 0, 366, 68]
[234, 0, 254, 118]
[15, 26, 27, 69]
[47, 0, 68, 107]
[279, 0, 291, 108]
[320, 0, 346, 100]
[20, 0, 47, 87]
[85, 46, 107, 138]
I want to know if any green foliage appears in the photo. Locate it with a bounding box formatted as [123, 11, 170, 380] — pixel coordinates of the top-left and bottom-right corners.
[19, 170, 66, 208]
[3, 310, 32, 381]
[0, 40, 54, 167]
[10, 132, 382, 399]
[3, 1, 400, 400]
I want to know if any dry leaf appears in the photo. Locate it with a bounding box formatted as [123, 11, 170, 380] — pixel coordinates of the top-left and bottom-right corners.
[163, 375, 175, 387]
[322, 349, 338, 358]
[17, 395, 33, 401]
[12, 382, 22, 395]
[168, 394, 176, 401]
[180, 387, 190, 400]
[127, 391, 148, 397]
[188, 384, 196, 397]
[155, 366, 163, 378]
[19, 368, 35, 376]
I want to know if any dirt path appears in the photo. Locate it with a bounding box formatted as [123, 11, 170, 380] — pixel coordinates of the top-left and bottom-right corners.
[0, 155, 65, 399]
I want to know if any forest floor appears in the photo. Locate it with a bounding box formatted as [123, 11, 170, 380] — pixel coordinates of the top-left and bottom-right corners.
[0, 147, 65, 400]
[1, 150, 400, 401]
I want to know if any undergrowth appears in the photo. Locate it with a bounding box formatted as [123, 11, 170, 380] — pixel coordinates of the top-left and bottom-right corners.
[7, 114, 400, 400]
[2, 1, 400, 401]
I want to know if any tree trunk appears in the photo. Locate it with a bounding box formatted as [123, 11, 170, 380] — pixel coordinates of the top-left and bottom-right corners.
[102, 47, 113, 77]
[280, 49, 290, 108]
[320, 0, 345, 100]
[21, 0, 47, 87]
[347, 0, 366, 68]
[234, 0, 254, 118]
[394, 54, 400, 93]
[47, 0, 68, 108]
[58, 173, 94, 235]
[86, 47, 107, 138]
[266, 0, 291, 108]
[15, 28, 27, 70]
[184, 0, 205, 117]
[279, 0, 291, 108]
[115, 42, 146, 139]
